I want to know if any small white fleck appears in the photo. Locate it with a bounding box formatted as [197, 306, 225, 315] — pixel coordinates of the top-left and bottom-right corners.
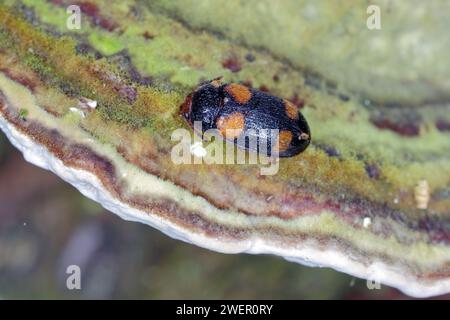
[190, 142, 207, 157]
[363, 217, 372, 228]
[23, 222, 27, 226]
[69, 107, 85, 118]
[393, 197, 399, 204]
[79, 97, 97, 109]
[87, 100, 97, 109]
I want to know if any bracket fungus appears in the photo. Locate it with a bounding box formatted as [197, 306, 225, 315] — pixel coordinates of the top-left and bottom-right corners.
[0, 1, 449, 297]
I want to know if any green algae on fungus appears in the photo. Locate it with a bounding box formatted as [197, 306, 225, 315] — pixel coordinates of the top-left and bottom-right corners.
[88, 33, 125, 56]
[18, 108, 28, 119]
[0, 1, 449, 297]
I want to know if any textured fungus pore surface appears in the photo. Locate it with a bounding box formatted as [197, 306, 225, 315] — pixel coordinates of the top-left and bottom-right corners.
[0, 0, 449, 298]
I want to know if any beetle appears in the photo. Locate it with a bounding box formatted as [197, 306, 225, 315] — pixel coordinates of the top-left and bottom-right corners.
[180, 78, 311, 157]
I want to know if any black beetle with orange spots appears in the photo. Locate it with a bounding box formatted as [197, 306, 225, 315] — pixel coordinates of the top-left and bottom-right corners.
[181, 78, 311, 157]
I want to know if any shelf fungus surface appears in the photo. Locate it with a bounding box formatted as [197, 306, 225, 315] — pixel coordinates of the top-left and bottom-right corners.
[0, 1, 449, 297]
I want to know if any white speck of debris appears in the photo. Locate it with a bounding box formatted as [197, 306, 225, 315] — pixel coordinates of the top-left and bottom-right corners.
[393, 197, 399, 204]
[69, 107, 85, 118]
[190, 142, 207, 157]
[87, 100, 97, 109]
[79, 97, 97, 109]
[363, 217, 372, 228]
[23, 222, 27, 226]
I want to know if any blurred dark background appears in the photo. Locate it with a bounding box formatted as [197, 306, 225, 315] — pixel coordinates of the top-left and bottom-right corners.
[0, 133, 445, 299]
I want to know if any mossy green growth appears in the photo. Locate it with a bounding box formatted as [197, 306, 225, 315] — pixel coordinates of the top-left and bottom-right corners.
[88, 33, 125, 56]
[21, 0, 75, 32]
[18, 108, 29, 119]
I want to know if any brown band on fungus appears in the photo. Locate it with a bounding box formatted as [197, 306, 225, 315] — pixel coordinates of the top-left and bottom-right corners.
[0, 67, 38, 92]
[370, 116, 421, 137]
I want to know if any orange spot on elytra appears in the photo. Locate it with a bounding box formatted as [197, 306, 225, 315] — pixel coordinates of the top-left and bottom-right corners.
[216, 112, 245, 139]
[284, 100, 298, 119]
[210, 78, 223, 88]
[225, 84, 252, 104]
[274, 130, 293, 153]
